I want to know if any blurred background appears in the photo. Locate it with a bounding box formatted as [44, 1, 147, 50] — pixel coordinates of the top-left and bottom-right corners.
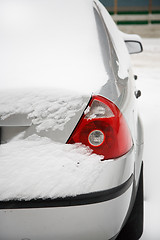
[100, 0, 160, 37]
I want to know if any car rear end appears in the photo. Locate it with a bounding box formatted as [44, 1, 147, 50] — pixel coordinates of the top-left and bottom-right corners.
[0, 0, 143, 239]
[0, 92, 139, 240]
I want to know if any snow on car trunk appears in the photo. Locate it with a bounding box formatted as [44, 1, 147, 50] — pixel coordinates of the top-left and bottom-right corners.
[0, 88, 88, 133]
[0, 134, 105, 201]
[0, 88, 107, 201]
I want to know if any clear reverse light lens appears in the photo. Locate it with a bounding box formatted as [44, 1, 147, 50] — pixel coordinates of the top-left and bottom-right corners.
[88, 130, 104, 146]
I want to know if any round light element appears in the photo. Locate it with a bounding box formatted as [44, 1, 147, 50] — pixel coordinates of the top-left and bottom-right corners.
[88, 130, 105, 147]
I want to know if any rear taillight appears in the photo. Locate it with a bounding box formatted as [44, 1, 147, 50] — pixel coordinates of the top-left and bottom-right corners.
[67, 95, 132, 160]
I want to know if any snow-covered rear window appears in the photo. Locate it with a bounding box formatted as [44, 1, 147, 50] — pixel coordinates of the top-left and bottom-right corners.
[0, 0, 108, 94]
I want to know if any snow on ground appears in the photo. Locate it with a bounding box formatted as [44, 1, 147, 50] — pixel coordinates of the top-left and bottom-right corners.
[131, 38, 160, 239]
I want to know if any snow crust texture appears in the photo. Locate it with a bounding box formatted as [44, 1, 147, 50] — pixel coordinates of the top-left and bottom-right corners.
[0, 89, 85, 132]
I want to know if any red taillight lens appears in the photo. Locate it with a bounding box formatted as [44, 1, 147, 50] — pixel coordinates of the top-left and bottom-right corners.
[67, 95, 132, 160]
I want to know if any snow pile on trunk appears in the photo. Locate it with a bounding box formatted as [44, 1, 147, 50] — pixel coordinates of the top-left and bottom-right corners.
[0, 89, 86, 132]
[0, 134, 105, 201]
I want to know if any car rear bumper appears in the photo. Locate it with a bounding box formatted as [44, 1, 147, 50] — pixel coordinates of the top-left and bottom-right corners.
[0, 175, 133, 240]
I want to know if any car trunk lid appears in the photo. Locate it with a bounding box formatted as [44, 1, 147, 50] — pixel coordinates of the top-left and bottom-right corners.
[0, 88, 90, 143]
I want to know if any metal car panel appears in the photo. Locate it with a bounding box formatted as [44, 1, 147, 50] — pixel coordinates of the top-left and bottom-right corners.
[0, 184, 132, 240]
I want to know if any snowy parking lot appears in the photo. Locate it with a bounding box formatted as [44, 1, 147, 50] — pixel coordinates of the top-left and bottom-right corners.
[131, 38, 160, 239]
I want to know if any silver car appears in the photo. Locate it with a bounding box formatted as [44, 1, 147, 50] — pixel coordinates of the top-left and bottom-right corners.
[0, 0, 144, 239]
